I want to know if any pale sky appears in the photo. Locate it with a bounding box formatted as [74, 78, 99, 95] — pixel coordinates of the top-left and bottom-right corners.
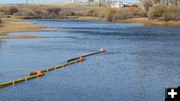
[0, 0, 139, 4]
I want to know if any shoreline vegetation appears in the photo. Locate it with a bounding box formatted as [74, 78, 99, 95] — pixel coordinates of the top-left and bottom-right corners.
[0, 17, 71, 39]
[0, 17, 48, 38]
[1, 1, 180, 38]
[78, 17, 180, 26]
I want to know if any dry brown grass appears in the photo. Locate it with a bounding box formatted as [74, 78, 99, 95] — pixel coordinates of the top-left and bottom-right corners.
[78, 16, 104, 21]
[120, 18, 180, 26]
[0, 17, 47, 35]
[35, 2, 101, 9]
[85, 7, 147, 22]
[119, 18, 148, 23]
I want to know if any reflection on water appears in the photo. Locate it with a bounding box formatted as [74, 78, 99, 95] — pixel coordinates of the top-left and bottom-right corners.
[0, 39, 5, 46]
[0, 20, 180, 101]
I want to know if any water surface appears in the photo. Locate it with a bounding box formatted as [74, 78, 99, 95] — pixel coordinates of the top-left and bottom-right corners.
[1, 20, 180, 101]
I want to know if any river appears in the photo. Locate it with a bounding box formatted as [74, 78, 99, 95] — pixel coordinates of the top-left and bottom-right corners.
[1, 20, 180, 101]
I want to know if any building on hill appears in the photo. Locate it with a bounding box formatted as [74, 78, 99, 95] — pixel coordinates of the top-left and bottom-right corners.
[111, 2, 138, 8]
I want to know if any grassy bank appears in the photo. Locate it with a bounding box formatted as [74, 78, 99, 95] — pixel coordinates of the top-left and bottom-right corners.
[78, 16, 104, 21]
[78, 16, 180, 26]
[1, 1, 180, 38]
[0, 17, 47, 38]
[120, 18, 180, 26]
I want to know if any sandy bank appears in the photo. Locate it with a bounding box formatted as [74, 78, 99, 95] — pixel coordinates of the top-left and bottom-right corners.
[0, 17, 48, 38]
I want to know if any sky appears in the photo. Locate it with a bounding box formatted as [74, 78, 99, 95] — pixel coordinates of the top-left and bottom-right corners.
[0, 0, 139, 4]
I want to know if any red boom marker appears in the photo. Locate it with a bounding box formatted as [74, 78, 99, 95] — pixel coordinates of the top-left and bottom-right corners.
[36, 71, 42, 75]
[79, 56, 84, 60]
[100, 48, 105, 52]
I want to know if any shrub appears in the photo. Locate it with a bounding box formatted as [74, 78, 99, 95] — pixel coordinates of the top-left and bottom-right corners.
[85, 7, 146, 22]
[8, 7, 19, 15]
[130, 7, 147, 17]
[32, 9, 44, 18]
[0, 6, 19, 15]
[47, 8, 61, 16]
[167, 5, 180, 21]
[113, 9, 133, 20]
[104, 8, 117, 21]
[175, 15, 180, 21]
[113, 8, 147, 21]
[149, 4, 180, 21]
[160, 12, 177, 21]
[0, 18, 2, 24]
[0, 11, 5, 16]
[16, 8, 35, 17]
[148, 3, 168, 19]
[0, 6, 10, 15]
[0, 12, 4, 25]
[86, 9, 95, 16]
[14, 8, 44, 19]
[86, 8, 105, 17]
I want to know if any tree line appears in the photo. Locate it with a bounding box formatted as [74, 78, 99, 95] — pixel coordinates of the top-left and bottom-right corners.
[140, 0, 179, 11]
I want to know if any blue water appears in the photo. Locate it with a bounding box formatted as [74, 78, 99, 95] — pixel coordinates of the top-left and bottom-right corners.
[1, 19, 180, 101]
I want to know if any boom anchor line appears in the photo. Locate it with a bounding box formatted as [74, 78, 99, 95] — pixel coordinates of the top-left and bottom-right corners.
[0, 48, 105, 88]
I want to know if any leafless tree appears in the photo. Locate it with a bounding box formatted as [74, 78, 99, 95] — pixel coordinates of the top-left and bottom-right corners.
[139, 0, 153, 11]
[139, 0, 179, 11]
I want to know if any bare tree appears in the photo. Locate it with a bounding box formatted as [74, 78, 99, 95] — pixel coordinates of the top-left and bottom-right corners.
[140, 0, 179, 11]
[173, 0, 178, 5]
[153, 0, 161, 3]
[161, 0, 178, 5]
[139, 0, 153, 11]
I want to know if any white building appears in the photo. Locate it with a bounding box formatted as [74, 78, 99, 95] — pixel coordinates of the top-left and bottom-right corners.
[111, 2, 124, 8]
[111, 2, 138, 8]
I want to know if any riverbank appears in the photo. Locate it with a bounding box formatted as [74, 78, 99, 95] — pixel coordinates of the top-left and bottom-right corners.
[1, 2, 180, 27]
[120, 18, 180, 26]
[78, 16, 180, 26]
[0, 17, 48, 38]
[1, 16, 180, 39]
[78, 16, 104, 21]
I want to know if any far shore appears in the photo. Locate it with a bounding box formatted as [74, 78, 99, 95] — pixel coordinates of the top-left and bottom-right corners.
[58, 16, 180, 26]
[12, 15, 180, 27]
[1, 16, 180, 39]
[1, 2, 180, 39]
[78, 16, 180, 26]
